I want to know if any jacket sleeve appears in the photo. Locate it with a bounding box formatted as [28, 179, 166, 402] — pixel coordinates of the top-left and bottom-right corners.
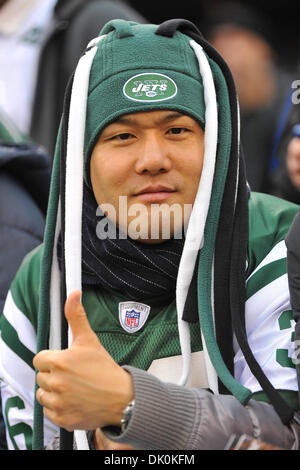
[0, 249, 59, 450]
[103, 365, 300, 450]
[0, 172, 46, 314]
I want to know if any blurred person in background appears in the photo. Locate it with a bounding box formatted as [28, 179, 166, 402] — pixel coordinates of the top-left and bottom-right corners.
[268, 75, 300, 204]
[0, 108, 51, 449]
[0, 109, 50, 314]
[205, 2, 292, 195]
[284, 125, 300, 202]
[0, 0, 146, 161]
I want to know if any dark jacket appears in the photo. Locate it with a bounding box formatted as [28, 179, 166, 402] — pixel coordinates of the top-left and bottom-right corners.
[0, 143, 50, 314]
[0, 142, 51, 449]
[286, 209, 300, 404]
[30, 0, 146, 160]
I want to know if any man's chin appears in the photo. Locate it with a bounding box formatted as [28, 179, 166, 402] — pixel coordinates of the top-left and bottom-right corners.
[126, 226, 185, 244]
[132, 236, 172, 245]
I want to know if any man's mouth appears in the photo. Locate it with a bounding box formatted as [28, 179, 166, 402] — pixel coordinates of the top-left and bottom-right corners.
[133, 185, 176, 203]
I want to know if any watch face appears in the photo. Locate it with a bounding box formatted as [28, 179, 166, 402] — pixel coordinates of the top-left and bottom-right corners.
[121, 400, 135, 432]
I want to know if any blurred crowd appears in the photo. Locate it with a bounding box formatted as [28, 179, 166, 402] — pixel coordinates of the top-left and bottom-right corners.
[0, 0, 300, 450]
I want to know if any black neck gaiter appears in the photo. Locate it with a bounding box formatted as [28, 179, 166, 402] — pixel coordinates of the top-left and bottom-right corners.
[81, 185, 184, 303]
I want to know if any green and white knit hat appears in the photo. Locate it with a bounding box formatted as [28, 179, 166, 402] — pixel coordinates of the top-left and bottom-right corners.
[83, 20, 207, 186]
[33, 19, 294, 450]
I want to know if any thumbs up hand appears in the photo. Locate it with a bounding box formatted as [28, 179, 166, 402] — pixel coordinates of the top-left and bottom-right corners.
[33, 291, 134, 432]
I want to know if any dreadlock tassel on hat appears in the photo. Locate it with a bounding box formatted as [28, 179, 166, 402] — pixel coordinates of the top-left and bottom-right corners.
[33, 19, 251, 450]
[176, 39, 218, 387]
[64, 35, 104, 340]
[64, 35, 105, 450]
[35, 19, 293, 451]
[33, 35, 105, 451]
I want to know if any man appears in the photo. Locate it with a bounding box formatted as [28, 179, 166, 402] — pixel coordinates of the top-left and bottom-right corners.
[1, 19, 300, 451]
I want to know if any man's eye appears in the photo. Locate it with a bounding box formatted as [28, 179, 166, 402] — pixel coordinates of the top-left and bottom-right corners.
[112, 133, 134, 141]
[167, 127, 188, 135]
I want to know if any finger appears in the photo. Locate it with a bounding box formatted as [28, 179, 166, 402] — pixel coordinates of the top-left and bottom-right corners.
[94, 428, 105, 450]
[36, 388, 54, 410]
[95, 428, 136, 450]
[98, 431, 115, 450]
[36, 371, 52, 391]
[64, 290, 98, 345]
[33, 349, 60, 372]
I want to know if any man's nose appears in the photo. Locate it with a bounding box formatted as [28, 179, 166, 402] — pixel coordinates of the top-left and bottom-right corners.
[135, 135, 172, 175]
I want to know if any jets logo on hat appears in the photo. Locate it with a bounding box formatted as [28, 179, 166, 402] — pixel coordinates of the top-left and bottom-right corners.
[123, 73, 177, 102]
[119, 301, 151, 333]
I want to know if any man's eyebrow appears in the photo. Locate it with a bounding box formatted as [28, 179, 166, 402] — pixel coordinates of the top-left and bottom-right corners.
[115, 112, 185, 126]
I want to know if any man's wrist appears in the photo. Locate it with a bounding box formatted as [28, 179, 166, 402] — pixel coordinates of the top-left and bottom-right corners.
[98, 396, 135, 449]
[121, 399, 135, 433]
[108, 368, 134, 428]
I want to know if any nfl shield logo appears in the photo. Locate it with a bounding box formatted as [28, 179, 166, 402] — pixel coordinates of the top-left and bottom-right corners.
[119, 302, 151, 333]
[125, 310, 140, 329]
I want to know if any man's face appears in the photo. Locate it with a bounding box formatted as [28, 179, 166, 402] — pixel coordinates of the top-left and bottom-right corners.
[90, 110, 205, 243]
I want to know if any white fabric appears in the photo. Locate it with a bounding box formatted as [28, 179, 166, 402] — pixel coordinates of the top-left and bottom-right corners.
[0, 0, 41, 34]
[174, 40, 218, 388]
[0, 0, 57, 133]
[0, 108, 23, 141]
[235, 275, 297, 392]
[49, 199, 62, 351]
[247, 240, 287, 280]
[148, 351, 209, 388]
[64, 36, 103, 342]
[64, 35, 104, 451]
[0, 291, 59, 449]
[234, 242, 297, 393]
[200, 258, 219, 393]
[2, 291, 36, 353]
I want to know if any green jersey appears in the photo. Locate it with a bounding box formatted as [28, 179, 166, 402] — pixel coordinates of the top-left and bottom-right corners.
[0, 192, 299, 449]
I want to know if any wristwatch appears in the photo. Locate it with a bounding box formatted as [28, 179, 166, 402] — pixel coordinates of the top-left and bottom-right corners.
[120, 399, 135, 433]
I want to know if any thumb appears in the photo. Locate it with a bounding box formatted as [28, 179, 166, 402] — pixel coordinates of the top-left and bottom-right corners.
[64, 290, 98, 346]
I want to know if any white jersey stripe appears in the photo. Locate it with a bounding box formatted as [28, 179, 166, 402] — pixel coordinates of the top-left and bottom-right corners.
[3, 290, 36, 354]
[247, 240, 287, 281]
[0, 334, 58, 449]
[234, 273, 297, 393]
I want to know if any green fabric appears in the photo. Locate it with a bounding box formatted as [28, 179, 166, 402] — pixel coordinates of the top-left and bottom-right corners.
[252, 390, 299, 411]
[10, 192, 297, 344]
[4, 188, 299, 449]
[246, 192, 299, 300]
[246, 192, 299, 279]
[195, 58, 251, 404]
[8, 244, 203, 372]
[0, 315, 35, 371]
[83, 287, 203, 369]
[246, 258, 287, 300]
[10, 245, 42, 333]
[32, 128, 62, 450]
[84, 20, 206, 185]
[0, 110, 28, 143]
[31, 18, 300, 448]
